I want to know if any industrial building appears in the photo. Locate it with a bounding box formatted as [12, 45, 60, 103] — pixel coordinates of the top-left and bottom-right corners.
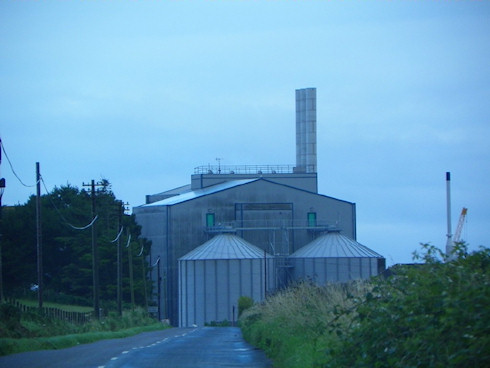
[134, 88, 385, 326]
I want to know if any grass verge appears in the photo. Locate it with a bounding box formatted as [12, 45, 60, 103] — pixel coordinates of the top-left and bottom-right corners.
[239, 281, 369, 368]
[0, 322, 167, 356]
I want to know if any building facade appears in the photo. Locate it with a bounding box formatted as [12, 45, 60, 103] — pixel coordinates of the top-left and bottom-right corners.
[134, 173, 356, 325]
[133, 88, 383, 326]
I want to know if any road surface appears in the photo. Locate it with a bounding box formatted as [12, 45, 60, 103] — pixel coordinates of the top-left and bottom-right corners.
[0, 327, 272, 368]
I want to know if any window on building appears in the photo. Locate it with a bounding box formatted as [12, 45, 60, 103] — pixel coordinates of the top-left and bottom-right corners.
[206, 213, 215, 227]
[307, 212, 317, 227]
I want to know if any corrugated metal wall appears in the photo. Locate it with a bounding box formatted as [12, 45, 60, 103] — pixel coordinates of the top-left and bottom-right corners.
[179, 257, 274, 327]
[290, 257, 381, 284]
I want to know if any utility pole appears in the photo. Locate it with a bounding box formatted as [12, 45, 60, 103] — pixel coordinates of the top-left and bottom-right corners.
[264, 249, 267, 299]
[0, 139, 5, 302]
[116, 201, 123, 316]
[127, 228, 135, 311]
[36, 162, 43, 309]
[139, 240, 149, 315]
[83, 180, 105, 319]
[155, 256, 161, 321]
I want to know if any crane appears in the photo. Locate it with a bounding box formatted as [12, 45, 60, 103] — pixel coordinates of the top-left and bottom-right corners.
[453, 207, 468, 243]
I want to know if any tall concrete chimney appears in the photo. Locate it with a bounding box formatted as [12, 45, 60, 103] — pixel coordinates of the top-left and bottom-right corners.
[295, 88, 317, 173]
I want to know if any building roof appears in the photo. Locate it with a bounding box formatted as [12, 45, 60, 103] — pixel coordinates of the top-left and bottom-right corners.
[290, 231, 383, 258]
[152, 184, 192, 197]
[140, 179, 257, 207]
[179, 234, 272, 260]
[138, 177, 355, 210]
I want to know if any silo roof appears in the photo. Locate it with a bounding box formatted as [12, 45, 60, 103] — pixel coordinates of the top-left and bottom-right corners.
[179, 234, 272, 260]
[290, 231, 383, 258]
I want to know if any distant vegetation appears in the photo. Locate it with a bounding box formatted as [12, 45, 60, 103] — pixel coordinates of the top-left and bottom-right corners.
[0, 182, 160, 355]
[0, 182, 152, 310]
[240, 243, 490, 368]
[0, 305, 166, 356]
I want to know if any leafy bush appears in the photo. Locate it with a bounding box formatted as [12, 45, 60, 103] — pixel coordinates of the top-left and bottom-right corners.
[331, 243, 490, 368]
[205, 320, 232, 327]
[238, 296, 254, 317]
[240, 243, 490, 368]
[0, 303, 24, 337]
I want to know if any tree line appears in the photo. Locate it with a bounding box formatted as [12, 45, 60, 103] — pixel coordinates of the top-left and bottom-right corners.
[0, 182, 153, 311]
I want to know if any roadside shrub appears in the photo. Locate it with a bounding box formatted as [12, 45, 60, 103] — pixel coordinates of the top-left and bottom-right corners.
[0, 303, 23, 337]
[240, 281, 369, 368]
[238, 296, 254, 317]
[78, 307, 155, 333]
[205, 320, 232, 327]
[0, 303, 21, 329]
[0, 306, 166, 356]
[240, 243, 490, 368]
[331, 243, 490, 367]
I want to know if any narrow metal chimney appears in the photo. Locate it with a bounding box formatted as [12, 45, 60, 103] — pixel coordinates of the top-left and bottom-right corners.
[445, 171, 454, 258]
[295, 88, 317, 173]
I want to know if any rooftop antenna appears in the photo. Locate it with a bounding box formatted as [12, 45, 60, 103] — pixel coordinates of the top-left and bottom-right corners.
[216, 158, 223, 174]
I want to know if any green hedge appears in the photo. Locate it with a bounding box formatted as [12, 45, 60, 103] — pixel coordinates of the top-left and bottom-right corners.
[240, 243, 490, 368]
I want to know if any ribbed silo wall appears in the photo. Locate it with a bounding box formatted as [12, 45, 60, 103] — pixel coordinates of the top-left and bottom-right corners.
[179, 257, 274, 327]
[290, 257, 380, 284]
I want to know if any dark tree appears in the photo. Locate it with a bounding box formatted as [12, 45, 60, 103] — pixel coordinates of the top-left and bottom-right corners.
[0, 183, 152, 310]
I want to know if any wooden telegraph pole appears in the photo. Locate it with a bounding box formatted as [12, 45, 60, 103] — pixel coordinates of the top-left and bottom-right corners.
[36, 162, 43, 309]
[117, 202, 123, 316]
[127, 227, 135, 311]
[0, 139, 5, 303]
[82, 180, 105, 319]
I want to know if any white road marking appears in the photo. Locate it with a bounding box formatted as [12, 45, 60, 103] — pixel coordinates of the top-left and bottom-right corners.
[103, 329, 199, 367]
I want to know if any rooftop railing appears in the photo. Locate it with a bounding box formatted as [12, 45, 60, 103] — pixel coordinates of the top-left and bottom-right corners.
[194, 164, 297, 175]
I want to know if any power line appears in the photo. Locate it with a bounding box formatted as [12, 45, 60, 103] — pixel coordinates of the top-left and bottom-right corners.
[110, 226, 124, 243]
[40, 176, 98, 230]
[137, 243, 144, 257]
[125, 234, 132, 248]
[0, 138, 37, 188]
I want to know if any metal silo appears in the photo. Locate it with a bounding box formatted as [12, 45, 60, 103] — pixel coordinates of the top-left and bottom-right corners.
[178, 234, 274, 327]
[289, 230, 385, 284]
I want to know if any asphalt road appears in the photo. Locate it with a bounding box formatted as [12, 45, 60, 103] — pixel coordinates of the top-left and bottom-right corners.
[0, 327, 272, 368]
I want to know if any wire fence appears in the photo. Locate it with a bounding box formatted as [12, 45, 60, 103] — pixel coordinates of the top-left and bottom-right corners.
[6, 298, 92, 324]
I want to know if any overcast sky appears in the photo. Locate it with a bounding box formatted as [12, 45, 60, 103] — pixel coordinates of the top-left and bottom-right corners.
[1, 0, 489, 265]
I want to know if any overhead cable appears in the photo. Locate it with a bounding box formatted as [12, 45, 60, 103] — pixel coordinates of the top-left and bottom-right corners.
[0, 138, 37, 187]
[110, 227, 124, 243]
[125, 234, 132, 248]
[68, 215, 98, 231]
[40, 175, 98, 230]
[137, 244, 144, 257]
